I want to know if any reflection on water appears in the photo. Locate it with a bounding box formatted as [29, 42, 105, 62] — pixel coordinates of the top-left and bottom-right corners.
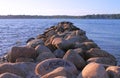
[0, 19, 120, 65]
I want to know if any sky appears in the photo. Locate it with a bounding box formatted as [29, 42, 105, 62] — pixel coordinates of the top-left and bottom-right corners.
[0, 0, 120, 15]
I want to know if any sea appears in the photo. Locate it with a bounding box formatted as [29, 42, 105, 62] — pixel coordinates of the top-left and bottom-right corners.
[0, 19, 120, 65]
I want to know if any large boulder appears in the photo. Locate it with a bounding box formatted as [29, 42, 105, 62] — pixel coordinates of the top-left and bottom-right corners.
[0, 62, 37, 77]
[77, 63, 109, 78]
[85, 48, 117, 65]
[35, 58, 78, 76]
[36, 52, 56, 62]
[0, 72, 22, 78]
[106, 66, 120, 78]
[63, 49, 86, 70]
[87, 57, 116, 66]
[35, 44, 52, 54]
[42, 67, 76, 78]
[52, 37, 74, 51]
[7, 46, 37, 63]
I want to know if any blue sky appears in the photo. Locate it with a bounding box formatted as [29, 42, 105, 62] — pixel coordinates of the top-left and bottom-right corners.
[0, 0, 120, 15]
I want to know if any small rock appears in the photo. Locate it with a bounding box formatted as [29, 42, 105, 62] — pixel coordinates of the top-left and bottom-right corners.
[106, 66, 120, 78]
[53, 49, 65, 58]
[35, 58, 78, 76]
[27, 39, 44, 48]
[26, 37, 35, 43]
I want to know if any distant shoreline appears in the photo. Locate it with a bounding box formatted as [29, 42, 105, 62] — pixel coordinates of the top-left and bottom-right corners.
[0, 14, 120, 19]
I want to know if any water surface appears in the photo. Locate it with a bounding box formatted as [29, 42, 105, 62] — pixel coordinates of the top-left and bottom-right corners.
[0, 19, 120, 64]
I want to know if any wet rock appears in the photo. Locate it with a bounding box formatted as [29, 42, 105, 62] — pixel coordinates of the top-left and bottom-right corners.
[7, 46, 37, 63]
[53, 49, 65, 58]
[0, 72, 22, 78]
[63, 49, 86, 70]
[36, 52, 56, 62]
[87, 57, 116, 66]
[35, 44, 52, 54]
[106, 66, 120, 78]
[77, 63, 109, 78]
[35, 58, 78, 76]
[27, 39, 44, 48]
[42, 67, 76, 78]
[26, 37, 35, 43]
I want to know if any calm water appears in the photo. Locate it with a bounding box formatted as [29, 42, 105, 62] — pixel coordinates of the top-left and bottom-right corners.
[0, 19, 120, 64]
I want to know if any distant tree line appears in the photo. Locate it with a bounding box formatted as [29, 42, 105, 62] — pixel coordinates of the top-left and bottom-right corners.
[0, 14, 120, 19]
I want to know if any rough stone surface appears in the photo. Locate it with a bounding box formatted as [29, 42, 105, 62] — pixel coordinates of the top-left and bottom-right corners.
[53, 49, 65, 58]
[27, 39, 44, 48]
[0, 72, 22, 78]
[7, 46, 37, 63]
[63, 49, 86, 70]
[85, 48, 117, 65]
[106, 66, 120, 78]
[77, 63, 109, 78]
[35, 44, 52, 54]
[0, 62, 37, 77]
[16, 57, 34, 62]
[36, 52, 56, 62]
[87, 57, 116, 66]
[42, 67, 76, 78]
[35, 58, 78, 76]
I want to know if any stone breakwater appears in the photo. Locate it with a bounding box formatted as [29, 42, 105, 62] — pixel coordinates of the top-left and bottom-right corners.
[0, 21, 119, 78]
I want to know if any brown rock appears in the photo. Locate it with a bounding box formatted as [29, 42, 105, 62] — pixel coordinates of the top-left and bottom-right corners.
[52, 37, 74, 50]
[87, 57, 116, 66]
[35, 44, 52, 54]
[82, 42, 98, 50]
[106, 66, 120, 78]
[36, 52, 56, 62]
[77, 63, 109, 78]
[42, 67, 76, 78]
[35, 58, 78, 76]
[0, 72, 22, 78]
[0, 62, 37, 78]
[53, 49, 65, 58]
[85, 48, 117, 65]
[63, 49, 86, 70]
[27, 39, 44, 48]
[73, 48, 85, 59]
[0, 63, 26, 77]
[16, 57, 34, 62]
[7, 46, 37, 63]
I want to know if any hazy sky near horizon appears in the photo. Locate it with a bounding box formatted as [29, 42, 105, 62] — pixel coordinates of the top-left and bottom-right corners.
[0, 0, 120, 15]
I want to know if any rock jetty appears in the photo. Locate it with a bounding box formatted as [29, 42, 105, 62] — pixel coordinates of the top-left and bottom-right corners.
[0, 21, 119, 78]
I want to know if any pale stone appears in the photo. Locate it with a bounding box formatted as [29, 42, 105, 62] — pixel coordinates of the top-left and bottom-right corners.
[77, 63, 109, 78]
[106, 66, 120, 78]
[35, 58, 78, 76]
